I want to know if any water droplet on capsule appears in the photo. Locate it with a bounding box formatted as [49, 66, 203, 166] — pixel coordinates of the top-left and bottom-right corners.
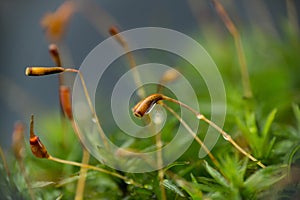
[145, 103, 156, 115]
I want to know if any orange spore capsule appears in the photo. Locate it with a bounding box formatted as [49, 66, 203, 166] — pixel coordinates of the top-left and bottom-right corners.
[25, 67, 65, 76]
[59, 86, 73, 120]
[132, 94, 164, 118]
[109, 26, 119, 36]
[49, 44, 62, 67]
[29, 115, 49, 159]
[108, 26, 126, 47]
[29, 136, 49, 159]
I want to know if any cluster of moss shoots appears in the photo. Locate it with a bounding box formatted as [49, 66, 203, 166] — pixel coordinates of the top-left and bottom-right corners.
[24, 28, 266, 200]
[8, 0, 292, 199]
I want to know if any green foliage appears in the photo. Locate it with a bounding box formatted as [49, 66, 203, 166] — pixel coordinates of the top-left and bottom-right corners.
[0, 162, 25, 200]
[243, 165, 287, 198]
[236, 109, 277, 161]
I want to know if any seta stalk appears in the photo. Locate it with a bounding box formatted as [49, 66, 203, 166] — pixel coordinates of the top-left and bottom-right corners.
[133, 93, 266, 168]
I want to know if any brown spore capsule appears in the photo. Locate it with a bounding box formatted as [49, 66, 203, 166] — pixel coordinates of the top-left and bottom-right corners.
[29, 136, 49, 159]
[109, 26, 119, 36]
[59, 86, 73, 120]
[25, 67, 65, 76]
[49, 44, 62, 66]
[108, 26, 126, 47]
[132, 94, 164, 118]
[29, 115, 49, 159]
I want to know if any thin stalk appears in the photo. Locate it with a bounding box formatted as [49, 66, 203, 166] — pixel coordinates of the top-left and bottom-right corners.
[162, 96, 200, 117]
[59, 83, 91, 199]
[109, 27, 146, 98]
[47, 155, 142, 188]
[49, 44, 65, 89]
[161, 103, 220, 169]
[143, 101, 166, 199]
[133, 94, 266, 168]
[65, 68, 109, 149]
[30, 113, 90, 199]
[49, 44, 67, 148]
[211, 0, 253, 99]
[69, 116, 91, 200]
[199, 115, 265, 168]
[75, 149, 90, 200]
[123, 45, 146, 99]
[155, 131, 167, 200]
[163, 96, 265, 168]
[68, 108, 90, 200]
[29, 115, 143, 190]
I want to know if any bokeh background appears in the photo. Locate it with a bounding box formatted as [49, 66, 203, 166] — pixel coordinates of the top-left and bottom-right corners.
[0, 0, 299, 151]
